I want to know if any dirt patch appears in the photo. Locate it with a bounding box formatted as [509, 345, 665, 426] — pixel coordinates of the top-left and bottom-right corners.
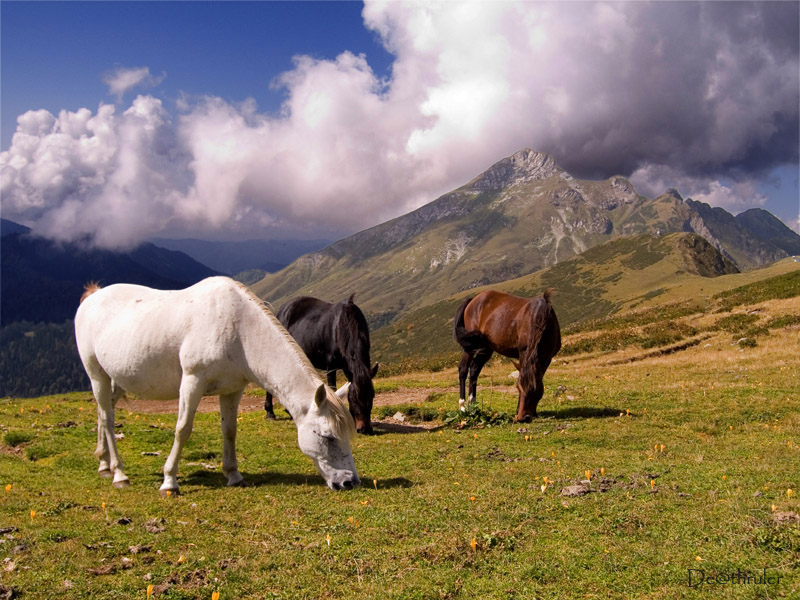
[115, 394, 267, 415]
[114, 384, 513, 433]
[117, 384, 514, 412]
[115, 386, 462, 414]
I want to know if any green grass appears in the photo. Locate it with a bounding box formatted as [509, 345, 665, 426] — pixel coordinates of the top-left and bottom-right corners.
[2, 273, 799, 599]
[713, 269, 800, 311]
[2, 332, 798, 600]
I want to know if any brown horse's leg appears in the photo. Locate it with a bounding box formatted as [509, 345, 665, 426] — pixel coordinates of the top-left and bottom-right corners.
[458, 352, 473, 411]
[264, 392, 276, 420]
[468, 349, 493, 408]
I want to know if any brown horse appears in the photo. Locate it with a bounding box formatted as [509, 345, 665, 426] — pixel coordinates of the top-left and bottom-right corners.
[453, 289, 561, 421]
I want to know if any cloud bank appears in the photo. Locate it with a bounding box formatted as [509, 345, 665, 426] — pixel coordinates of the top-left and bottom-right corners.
[2, 1, 797, 248]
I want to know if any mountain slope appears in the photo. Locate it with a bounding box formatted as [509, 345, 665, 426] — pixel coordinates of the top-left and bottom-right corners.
[1, 227, 219, 325]
[684, 200, 790, 268]
[734, 208, 800, 256]
[150, 237, 332, 275]
[370, 233, 800, 369]
[252, 149, 798, 318]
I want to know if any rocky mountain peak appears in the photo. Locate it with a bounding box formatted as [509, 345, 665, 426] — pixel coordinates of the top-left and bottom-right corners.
[663, 188, 684, 201]
[468, 149, 563, 190]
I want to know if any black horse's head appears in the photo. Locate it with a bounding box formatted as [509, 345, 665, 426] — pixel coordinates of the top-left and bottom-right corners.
[337, 296, 379, 434]
[347, 362, 379, 435]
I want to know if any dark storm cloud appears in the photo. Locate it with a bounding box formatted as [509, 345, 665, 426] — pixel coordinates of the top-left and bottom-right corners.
[2, 1, 797, 247]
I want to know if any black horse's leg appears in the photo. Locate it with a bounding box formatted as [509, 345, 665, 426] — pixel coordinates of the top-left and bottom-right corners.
[264, 391, 276, 420]
[458, 352, 473, 411]
[468, 349, 493, 408]
[327, 369, 338, 388]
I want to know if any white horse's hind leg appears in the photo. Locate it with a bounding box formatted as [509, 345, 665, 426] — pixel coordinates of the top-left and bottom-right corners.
[219, 389, 245, 487]
[160, 374, 204, 496]
[90, 373, 129, 487]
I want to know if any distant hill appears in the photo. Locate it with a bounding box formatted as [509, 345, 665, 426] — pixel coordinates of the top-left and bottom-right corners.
[150, 237, 332, 275]
[1, 219, 29, 236]
[252, 149, 800, 320]
[684, 200, 793, 268]
[734, 208, 800, 256]
[1, 221, 219, 325]
[370, 233, 799, 370]
[1, 220, 224, 396]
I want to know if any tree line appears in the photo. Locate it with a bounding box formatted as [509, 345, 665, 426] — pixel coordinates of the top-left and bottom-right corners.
[0, 321, 89, 398]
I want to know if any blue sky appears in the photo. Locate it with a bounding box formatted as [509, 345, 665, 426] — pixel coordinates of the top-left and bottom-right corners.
[1, 1, 798, 247]
[1, 1, 392, 147]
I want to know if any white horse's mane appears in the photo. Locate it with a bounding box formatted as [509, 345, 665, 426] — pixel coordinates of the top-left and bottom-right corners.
[231, 280, 355, 442]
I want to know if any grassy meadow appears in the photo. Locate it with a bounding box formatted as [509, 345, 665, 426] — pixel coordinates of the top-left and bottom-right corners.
[1, 277, 799, 599]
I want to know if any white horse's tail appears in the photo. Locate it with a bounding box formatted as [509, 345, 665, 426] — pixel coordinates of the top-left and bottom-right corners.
[81, 282, 102, 304]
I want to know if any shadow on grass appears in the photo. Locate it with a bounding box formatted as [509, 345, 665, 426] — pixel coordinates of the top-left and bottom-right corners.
[537, 406, 624, 420]
[182, 469, 414, 490]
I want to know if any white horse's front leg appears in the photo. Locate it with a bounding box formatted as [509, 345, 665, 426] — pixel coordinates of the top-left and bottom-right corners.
[91, 375, 129, 488]
[220, 389, 245, 487]
[161, 374, 204, 496]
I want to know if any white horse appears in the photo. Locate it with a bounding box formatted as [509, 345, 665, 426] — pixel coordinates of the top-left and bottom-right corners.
[74, 276, 359, 495]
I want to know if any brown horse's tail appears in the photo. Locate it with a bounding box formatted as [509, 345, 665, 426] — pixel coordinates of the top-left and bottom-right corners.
[80, 282, 102, 304]
[453, 297, 490, 352]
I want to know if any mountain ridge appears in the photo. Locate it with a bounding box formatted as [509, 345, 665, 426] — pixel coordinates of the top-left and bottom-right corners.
[252, 149, 799, 319]
[0, 226, 219, 325]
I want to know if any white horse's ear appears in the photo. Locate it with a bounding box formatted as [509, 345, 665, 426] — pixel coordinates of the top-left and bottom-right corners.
[314, 384, 327, 407]
[335, 382, 351, 400]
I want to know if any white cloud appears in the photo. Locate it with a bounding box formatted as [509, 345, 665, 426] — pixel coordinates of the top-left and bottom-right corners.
[103, 66, 165, 102]
[1, 1, 797, 248]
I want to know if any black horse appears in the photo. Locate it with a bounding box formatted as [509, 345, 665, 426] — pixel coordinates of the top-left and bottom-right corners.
[265, 294, 378, 434]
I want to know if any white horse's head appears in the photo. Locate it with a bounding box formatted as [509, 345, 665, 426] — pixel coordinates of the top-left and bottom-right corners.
[297, 384, 360, 490]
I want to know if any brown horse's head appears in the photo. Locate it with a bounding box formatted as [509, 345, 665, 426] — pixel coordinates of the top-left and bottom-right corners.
[515, 290, 561, 421]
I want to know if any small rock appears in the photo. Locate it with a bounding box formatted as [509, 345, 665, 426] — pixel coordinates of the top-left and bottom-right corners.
[560, 484, 592, 497]
[87, 564, 117, 576]
[145, 518, 166, 534]
[773, 511, 799, 525]
[392, 412, 405, 422]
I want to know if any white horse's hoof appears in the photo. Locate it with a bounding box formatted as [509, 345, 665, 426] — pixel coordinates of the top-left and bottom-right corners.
[98, 469, 113, 478]
[112, 479, 130, 489]
[159, 488, 180, 498]
[228, 479, 250, 488]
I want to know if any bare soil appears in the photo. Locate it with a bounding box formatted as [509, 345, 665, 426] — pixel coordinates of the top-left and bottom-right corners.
[113, 384, 517, 433]
[114, 387, 454, 415]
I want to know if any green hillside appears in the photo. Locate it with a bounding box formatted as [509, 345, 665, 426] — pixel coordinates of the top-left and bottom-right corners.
[252, 150, 797, 329]
[370, 233, 800, 372]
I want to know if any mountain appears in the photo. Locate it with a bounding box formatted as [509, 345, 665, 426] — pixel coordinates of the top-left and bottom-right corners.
[1, 222, 219, 325]
[369, 232, 797, 368]
[252, 149, 800, 318]
[150, 237, 332, 275]
[1, 219, 30, 236]
[683, 200, 792, 269]
[734, 208, 800, 256]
